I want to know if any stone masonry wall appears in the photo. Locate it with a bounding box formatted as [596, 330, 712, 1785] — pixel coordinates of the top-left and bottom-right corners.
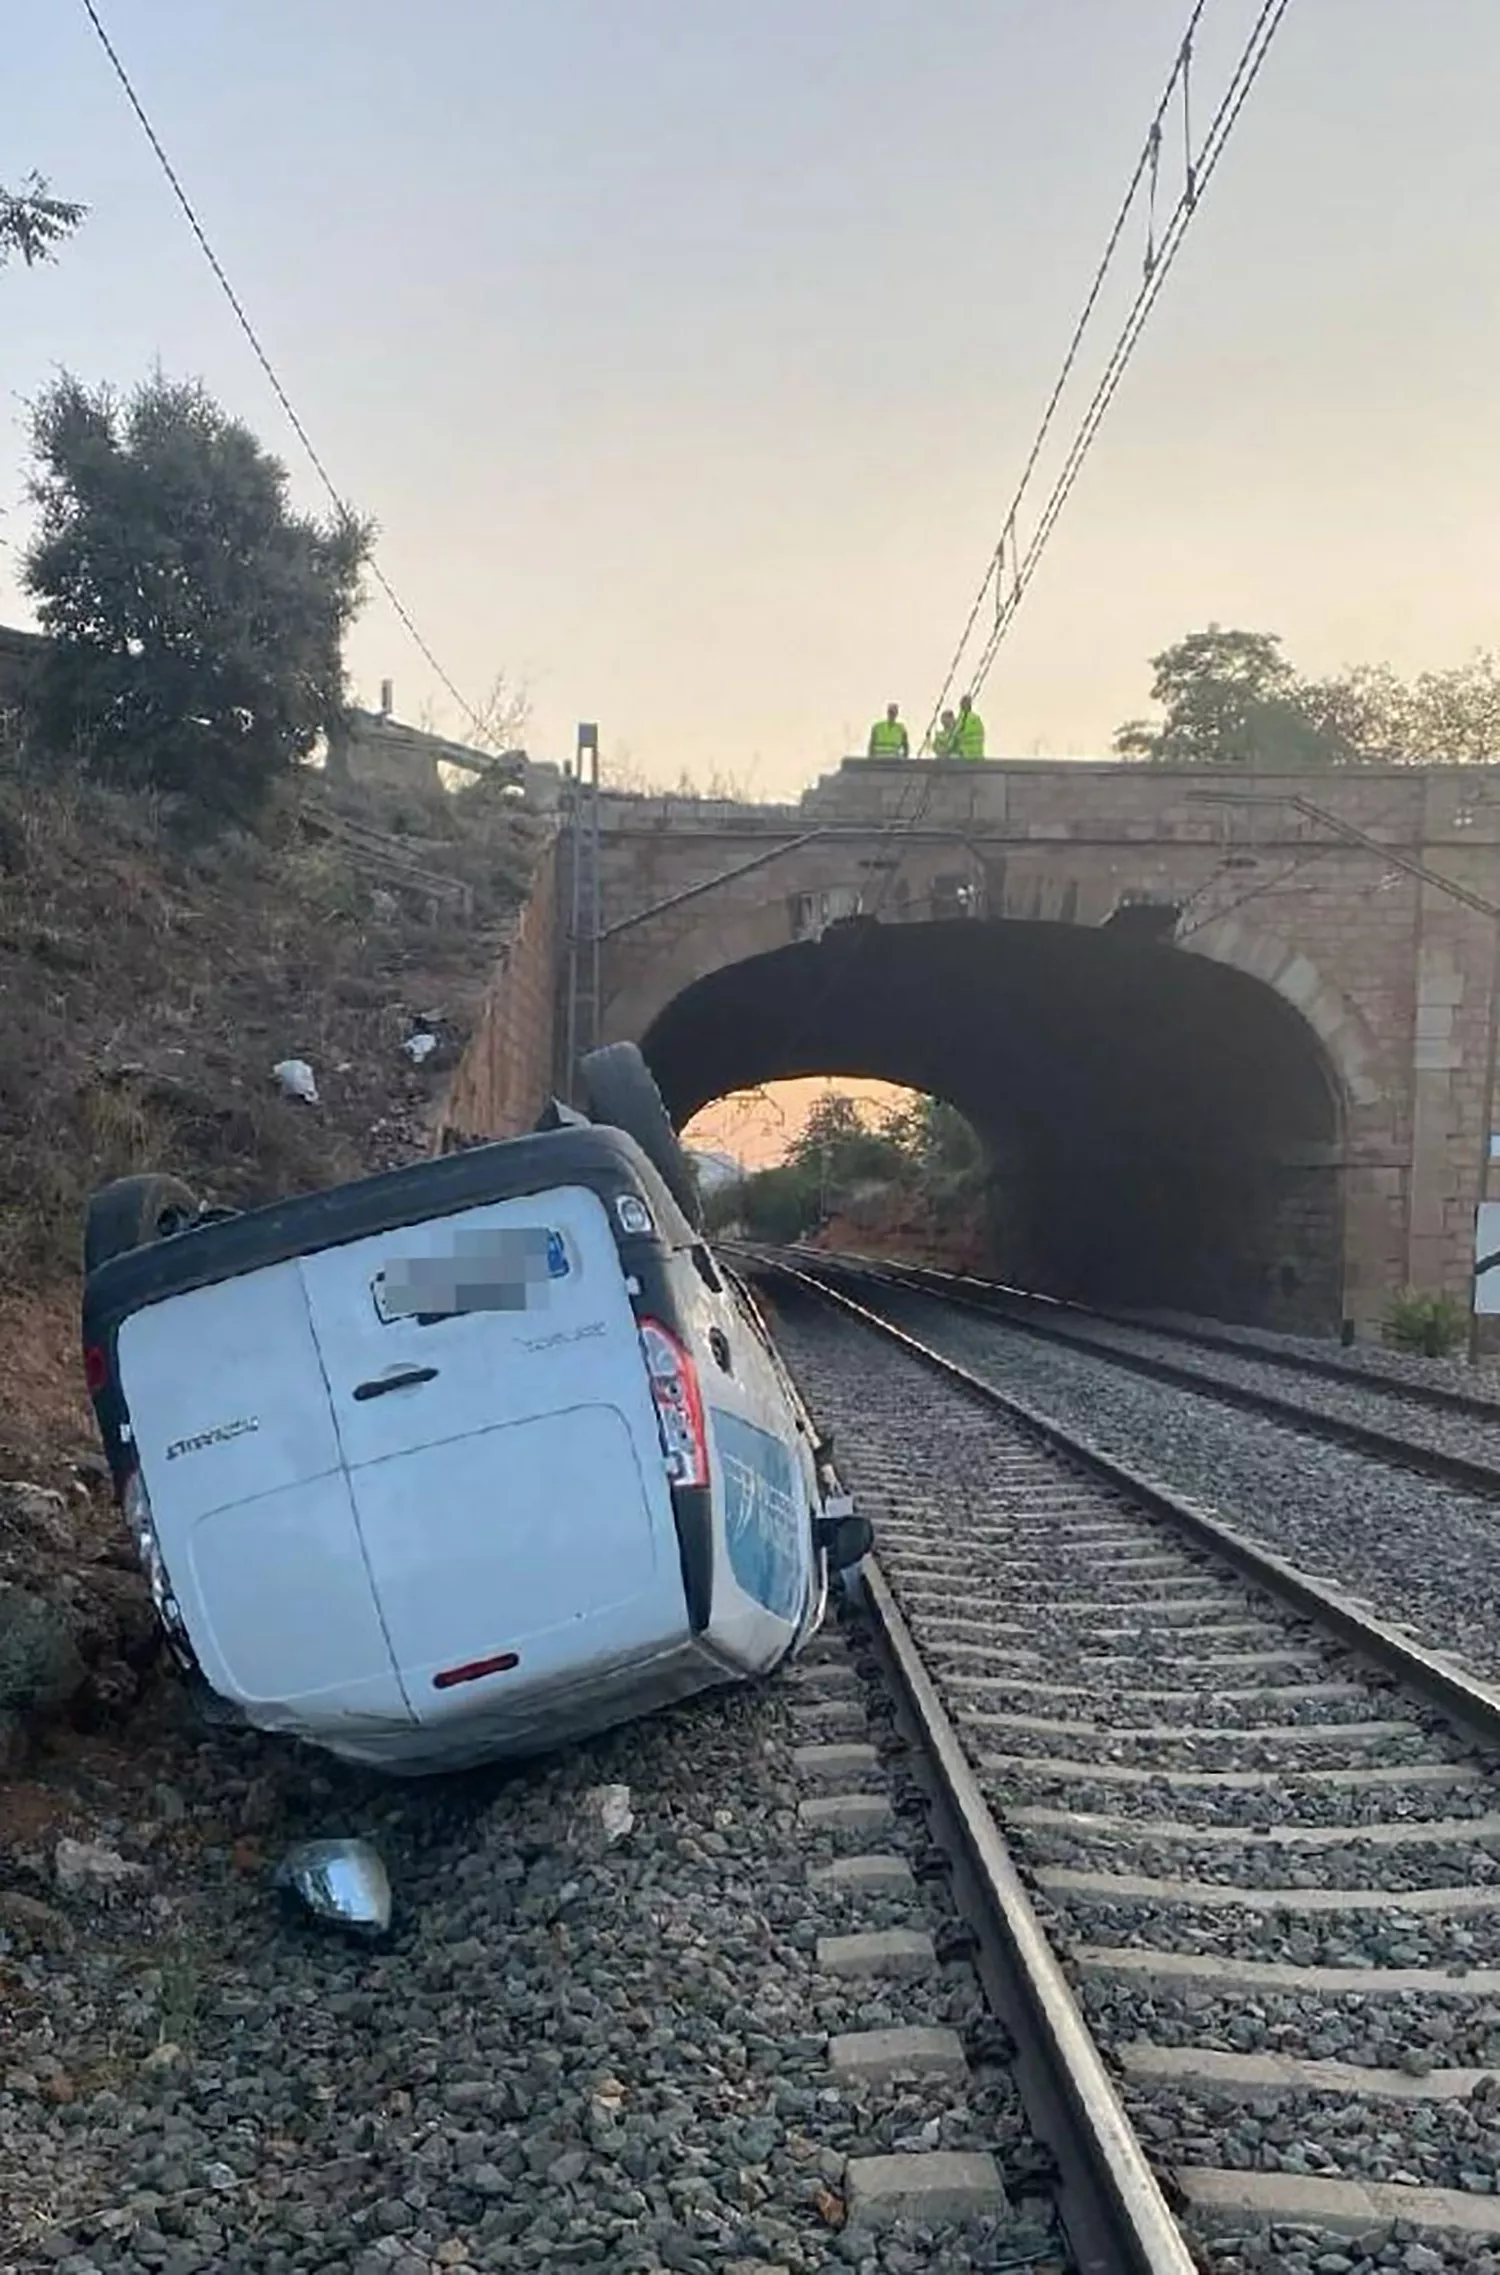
[434, 830, 560, 1149]
[590, 760, 1500, 1327]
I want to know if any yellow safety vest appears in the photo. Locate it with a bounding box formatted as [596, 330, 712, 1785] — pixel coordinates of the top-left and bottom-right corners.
[955, 708, 985, 759]
[933, 721, 958, 758]
[869, 717, 909, 757]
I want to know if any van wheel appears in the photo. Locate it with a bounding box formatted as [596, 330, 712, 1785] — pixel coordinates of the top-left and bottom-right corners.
[579, 1043, 704, 1230]
[84, 1174, 201, 1276]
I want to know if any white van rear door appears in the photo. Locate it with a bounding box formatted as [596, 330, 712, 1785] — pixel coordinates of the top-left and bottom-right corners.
[297, 1186, 681, 1710]
[116, 1263, 413, 1722]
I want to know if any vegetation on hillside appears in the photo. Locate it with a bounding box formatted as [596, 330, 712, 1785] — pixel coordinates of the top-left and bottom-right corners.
[0, 358, 544, 1465]
[23, 371, 371, 818]
[709, 1089, 986, 1245]
[1117, 626, 1500, 769]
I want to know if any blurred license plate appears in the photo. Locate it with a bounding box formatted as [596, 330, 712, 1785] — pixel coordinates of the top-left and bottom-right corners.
[373, 1227, 569, 1321]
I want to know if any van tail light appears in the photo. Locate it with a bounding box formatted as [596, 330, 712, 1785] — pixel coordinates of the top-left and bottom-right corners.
[84, 1344, 108, 1394]
[121, 1466, 187, 1645]
[639, 1319, 709, 1490]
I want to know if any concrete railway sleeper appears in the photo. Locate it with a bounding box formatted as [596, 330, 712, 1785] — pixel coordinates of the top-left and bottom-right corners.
[782, 1252, 1500, 1503]
[759, 1263, 1500, 2275]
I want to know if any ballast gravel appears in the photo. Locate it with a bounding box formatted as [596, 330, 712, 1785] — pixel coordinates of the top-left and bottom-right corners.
[0, 1665, 1064, 2275]
[980, 1772, 1500, 1833]
[1077, 1980, 1500, 2075]
[1016, 1824, 1500, 1897]
[944, 1679, 1399, 1730]
[854, 1285, 1500, 1693]
[1199, 2235, 1500, 2275]
[1041, 1896, 1500, 1974]
[1125, 1305, 1500, 1409]
[987, 1309, 1500, 1473]
[1124, 2076, 1500, 2195]
[764, 1289, 1500, 2270]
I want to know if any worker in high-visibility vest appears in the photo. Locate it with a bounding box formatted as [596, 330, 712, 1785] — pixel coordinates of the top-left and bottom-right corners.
[954, 694, 986, 759]
[867, 703, 910, 759]
[933, 708, 959, 759]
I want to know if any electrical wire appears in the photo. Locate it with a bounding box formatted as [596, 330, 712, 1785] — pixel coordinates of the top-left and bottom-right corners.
[873, 1, 1263, 930]
[724, 2, 1298, 1158]
[960, 0, 1296, 710]
[923, 0, 1211, 754]
[927, 0, 1298, 743]
[815, 0, 1297, 1042]
[75, 0, 487, 739]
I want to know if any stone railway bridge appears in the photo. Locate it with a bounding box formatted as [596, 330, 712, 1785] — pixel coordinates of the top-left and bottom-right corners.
[438, 757, 1500, 1337]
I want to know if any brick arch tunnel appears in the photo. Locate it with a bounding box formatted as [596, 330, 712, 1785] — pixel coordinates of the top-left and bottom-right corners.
[640, 915, 1348, 1333]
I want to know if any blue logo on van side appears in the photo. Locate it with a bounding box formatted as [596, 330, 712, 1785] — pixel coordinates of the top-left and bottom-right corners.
[545, 1228, 569, 1280]
[712, 1410, 804, 1624]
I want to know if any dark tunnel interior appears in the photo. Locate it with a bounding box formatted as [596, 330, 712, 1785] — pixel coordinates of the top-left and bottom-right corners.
[643, 917, 1347, 1332]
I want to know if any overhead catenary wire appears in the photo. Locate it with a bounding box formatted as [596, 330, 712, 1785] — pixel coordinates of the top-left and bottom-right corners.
[850, 0, 1296, 969]
[74, 0, 487, 740]
[923, 0, 1211, 755]
[925, 0, 1298, 749]
[870, 0, 1268, 937]
[958, 0, 1297, 712]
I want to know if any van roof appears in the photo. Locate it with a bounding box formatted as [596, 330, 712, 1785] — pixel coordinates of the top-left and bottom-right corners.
[83, 1123, 694, 1343]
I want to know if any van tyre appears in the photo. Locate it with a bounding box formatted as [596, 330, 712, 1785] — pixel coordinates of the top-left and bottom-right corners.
[579, 1042, 703, 1229]
[84, 1173, 201, 1275]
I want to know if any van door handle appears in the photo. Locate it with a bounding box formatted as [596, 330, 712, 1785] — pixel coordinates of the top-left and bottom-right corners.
[352, 1366, 439, 1401]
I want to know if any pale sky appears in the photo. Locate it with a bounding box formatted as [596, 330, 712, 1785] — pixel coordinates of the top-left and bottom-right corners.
[6, 2, 1498, 794]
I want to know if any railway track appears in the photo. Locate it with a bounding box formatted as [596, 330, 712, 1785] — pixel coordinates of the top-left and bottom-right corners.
[760, 1260, 1500, 2274]
[778, 1249, 1500, 1502]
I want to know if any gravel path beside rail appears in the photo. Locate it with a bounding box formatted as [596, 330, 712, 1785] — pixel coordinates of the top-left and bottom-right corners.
[950, 1303, 1500, 1474]
[1122, 1310, 1500, 1411]
[2, 1633, 1061, 2275]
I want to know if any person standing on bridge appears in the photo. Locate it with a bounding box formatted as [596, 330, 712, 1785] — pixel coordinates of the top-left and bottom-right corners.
[954, 693, 986, 759]
[933, 708, 959, 758]
[867, 702, 910, 759]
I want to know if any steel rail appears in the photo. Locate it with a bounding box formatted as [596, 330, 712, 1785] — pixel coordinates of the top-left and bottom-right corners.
[773, 1258, 1500, 1748]
[785, 1250, 1500, 1503]
[770, 1256, 1500, 2263]
[856, 1552, 1198, 2275]
[853, 1253, 1500, 1424]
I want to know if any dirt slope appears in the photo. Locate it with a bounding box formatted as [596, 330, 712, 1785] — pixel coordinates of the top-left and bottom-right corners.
[0, 756, 547, 1482]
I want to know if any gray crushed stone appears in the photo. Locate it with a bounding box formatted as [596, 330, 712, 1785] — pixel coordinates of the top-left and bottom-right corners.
[1077, 1978, 1500, 2075]
[0, 1657, 1064, 2275]
[854, 1285, 1500, 1694]
[982, 1306, 1500, 1472]
[763, 1285, 1500, 2270]
[1124, 2074, 1500, 2194]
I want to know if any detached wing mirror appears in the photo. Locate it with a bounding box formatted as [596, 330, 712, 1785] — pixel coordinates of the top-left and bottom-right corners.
[817, 1506, 874, 1572]
[274, 1838, 392, 1939]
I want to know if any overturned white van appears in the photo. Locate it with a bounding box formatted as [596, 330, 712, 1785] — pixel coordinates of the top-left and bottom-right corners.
[81, 1082, 867, 1775]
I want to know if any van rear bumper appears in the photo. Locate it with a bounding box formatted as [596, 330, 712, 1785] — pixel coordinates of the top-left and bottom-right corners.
[223, 1629, 732, 1774]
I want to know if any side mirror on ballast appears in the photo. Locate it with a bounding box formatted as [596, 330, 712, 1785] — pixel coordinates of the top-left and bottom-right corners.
[817, 1509, 874, 1572]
